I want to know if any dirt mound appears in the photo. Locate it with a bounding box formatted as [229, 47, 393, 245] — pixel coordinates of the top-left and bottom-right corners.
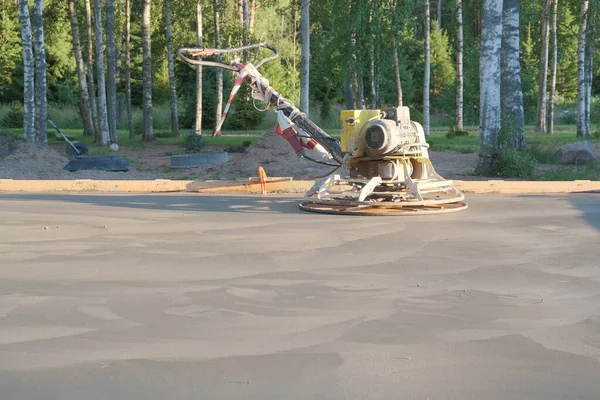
[0, 141, 71, 179]
[0, 135, 21, 159]
[212, 127, 336, 179]
[0, 141, 157, 180]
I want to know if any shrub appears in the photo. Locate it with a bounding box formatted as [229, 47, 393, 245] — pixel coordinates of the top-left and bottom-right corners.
[2, 101, 24, 128]
[479, 148, 536, 178]
[182, 134, 206, 153]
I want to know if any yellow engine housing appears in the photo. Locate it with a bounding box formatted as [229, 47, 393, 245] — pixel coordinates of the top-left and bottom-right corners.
[340, 109, 381, 153]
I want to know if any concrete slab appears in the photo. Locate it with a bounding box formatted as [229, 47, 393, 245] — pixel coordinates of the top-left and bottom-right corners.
[0, 193, 599, 399]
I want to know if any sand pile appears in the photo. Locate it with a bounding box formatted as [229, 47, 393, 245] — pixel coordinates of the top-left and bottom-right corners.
[0, 141, 72, 179]
[0, 140, 156, 180]
[214, 127, 336, 179]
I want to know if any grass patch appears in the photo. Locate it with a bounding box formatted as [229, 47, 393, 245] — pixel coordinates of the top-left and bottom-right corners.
[538, 161, 600, 181]
[427, 128, 480, 153]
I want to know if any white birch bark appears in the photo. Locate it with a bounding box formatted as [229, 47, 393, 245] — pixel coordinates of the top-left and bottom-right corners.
[423, 0, 431, 137]
[547, 0, 558, 134]
[242, 0, 248, 46]
[249, 0, 256, 36]
[84, 0, 98, 138]
[125, 0, 134, 139]
[536, 0, 551, 132]
[300, 0, 310, 115]
[583, 4, 595, 136]
[576, 0, 589, 137]
[93, 0, 110, 145]
[501, 0, 525, 149]
[392, 34, 403, 107]
[195, 0, 203, 135]
[357, 78, 365, 109]
[141, 0, 153, 141]
[165, 0, 180, 136]
[455, 0, 463, 131]
[479, 0, 503, 165]
[106, 0, 118, 143]
[18, 0, 35, 142]
[68, 0, 94, 139]
[32, 0, 47, 144]
[369, 7, 377, 109]
[437, 0, 442, 28]
[214, 0, 223, 127]
[345, 80, 354, 109]
[370, 44, 377, 109]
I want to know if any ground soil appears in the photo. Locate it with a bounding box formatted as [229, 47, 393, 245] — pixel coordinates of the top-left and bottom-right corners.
[0, 129, 483, 181]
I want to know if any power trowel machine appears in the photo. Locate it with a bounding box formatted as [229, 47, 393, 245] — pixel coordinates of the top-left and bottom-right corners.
[178, 43, 467, 215]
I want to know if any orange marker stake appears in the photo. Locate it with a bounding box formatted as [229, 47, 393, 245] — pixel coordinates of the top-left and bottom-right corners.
[258, 166, 267, 194]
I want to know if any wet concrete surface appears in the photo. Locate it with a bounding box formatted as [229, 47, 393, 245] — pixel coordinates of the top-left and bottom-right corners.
[0, 193, 599, 399]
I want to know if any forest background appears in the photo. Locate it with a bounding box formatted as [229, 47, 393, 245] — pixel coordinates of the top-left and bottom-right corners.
[0, 0, 598, 146]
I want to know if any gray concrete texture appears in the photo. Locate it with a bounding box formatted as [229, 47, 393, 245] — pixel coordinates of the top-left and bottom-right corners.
[0, 193, 599, 400]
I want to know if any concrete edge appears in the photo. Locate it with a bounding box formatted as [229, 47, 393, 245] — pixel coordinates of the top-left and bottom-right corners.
[0, 178, 599, 195]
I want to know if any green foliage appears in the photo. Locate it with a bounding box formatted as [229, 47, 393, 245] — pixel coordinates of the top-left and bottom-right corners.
[0, 0, 597, 135]
[527, 140, 560, 163]
[223, 85, 265, 130]
[476, 148, 537, 178]
[520, 24, 539, 124]
[1, 101, 24, 128]
[493, 148, 537, 178]
[430, 21, 455, 98]
[539, 163, 600, 181]
[556, 5, 580, 101]
[0, 2, 21, 99]
[182, 133, 207, 153]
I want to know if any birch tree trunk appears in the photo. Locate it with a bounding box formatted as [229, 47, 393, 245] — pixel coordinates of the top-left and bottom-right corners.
[93, 0, 110, 145]
[345, 80, 354, 109]
[84, 0, 98, 138]
[479, 0, 503, 167]
[299, 0, 310, 115]
[370, 42, 377, 109]
[357, 78, 365, 109]
[576, 0, 589, 137]
[455, 0, 464, 131]
[391, 0, 403, 107]
[125, 0, 134, 139]
[501, 0, 525, 150]
[32, 0, 47, 144]
[165, 0, 179, 136]
[583, 4, 596, 136]
[249, 0, 256, 35]
[106, 0, 118, 143]
[536, 0, 551, 132]
[437, 0, 442, 28]
[141, 0, 153, 141]
[369, 7, 377, 109]
[18, 0, 35, 142]
[423, 0, 431, 137]
[195, 0, 203, 135]
[214, 0, 223, 127]
[392, 34, 403, 107]
[237, 1, 243, 24]
[242, 0, 248, 46]
[547, 0, 558, 134]
[68, 0, 94, 139]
